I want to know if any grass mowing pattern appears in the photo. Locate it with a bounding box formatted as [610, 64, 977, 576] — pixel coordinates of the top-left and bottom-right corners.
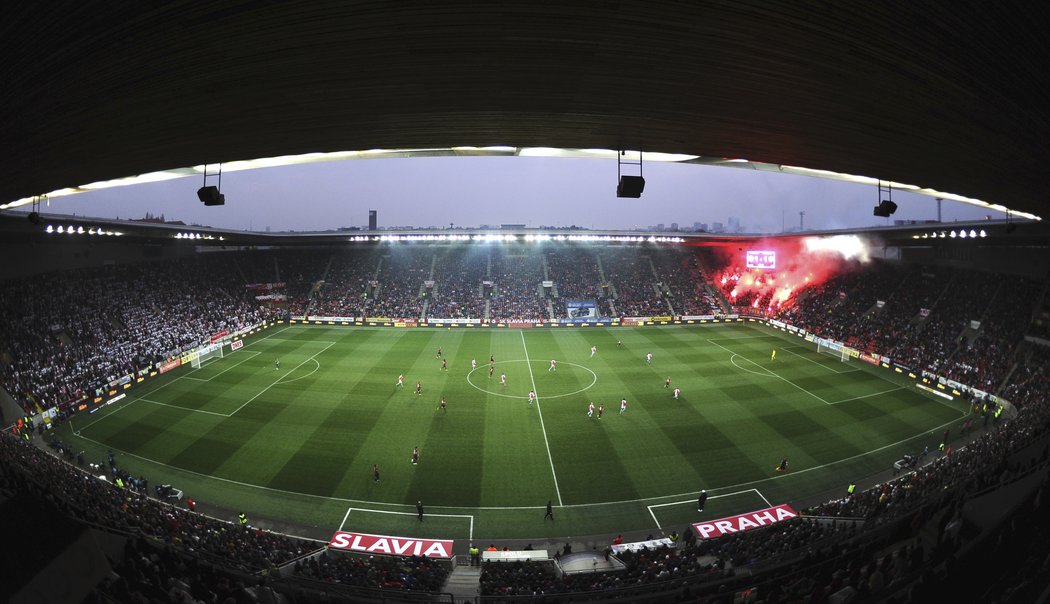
[60, 323, 967, 540]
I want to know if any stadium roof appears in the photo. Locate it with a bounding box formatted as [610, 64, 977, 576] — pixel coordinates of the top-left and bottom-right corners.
[3, 2, 1049, 220]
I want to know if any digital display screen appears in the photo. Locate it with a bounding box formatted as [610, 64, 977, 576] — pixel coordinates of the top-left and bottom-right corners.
[746, 250, 776, 269]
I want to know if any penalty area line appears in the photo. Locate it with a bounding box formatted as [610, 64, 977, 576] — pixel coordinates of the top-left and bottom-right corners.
[708, 339, 832, 405]
[341, 507, 474, 541]
[645, 488, 767, 530]
[229, 341, 336, 416]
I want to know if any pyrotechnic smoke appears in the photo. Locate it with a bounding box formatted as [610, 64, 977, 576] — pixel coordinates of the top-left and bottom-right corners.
[712, 235, 873, 311]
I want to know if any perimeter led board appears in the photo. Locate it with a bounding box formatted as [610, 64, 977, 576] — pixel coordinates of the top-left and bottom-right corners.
[746, 250, 776, 269]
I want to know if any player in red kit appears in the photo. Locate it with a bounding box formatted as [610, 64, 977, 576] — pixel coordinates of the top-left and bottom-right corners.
[665, 376, 671, 389]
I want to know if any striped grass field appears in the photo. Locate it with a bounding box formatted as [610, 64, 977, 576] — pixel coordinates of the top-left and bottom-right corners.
[58, 322, 968, 540]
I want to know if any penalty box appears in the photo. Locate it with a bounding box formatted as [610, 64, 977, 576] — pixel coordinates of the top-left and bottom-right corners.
[338, 506, 474, 542]
[646, 488, 771, 530]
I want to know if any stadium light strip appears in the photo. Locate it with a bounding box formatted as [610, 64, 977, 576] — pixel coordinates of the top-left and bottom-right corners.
[373, 233, 685, 244]
[913, 229, 987, 240]
[174, 232, 222, 241]
[0, 148, 1039, 222]
[45, 224, 122, 236]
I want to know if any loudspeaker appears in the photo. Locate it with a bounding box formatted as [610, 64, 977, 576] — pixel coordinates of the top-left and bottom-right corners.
[197, 186, 225, 206]
[873, 199, 897, 217]
[27, 211, 41, 225]
[617, 175, 645, 198]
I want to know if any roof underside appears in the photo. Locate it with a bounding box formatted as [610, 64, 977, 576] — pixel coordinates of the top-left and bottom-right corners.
[2, 2, 1049, 218]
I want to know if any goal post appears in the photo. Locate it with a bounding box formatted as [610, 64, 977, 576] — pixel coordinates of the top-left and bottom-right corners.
[191, 343, 225, 369]
[816, 340, 851, 363]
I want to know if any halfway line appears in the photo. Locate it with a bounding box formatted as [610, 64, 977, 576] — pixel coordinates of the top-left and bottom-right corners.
[521, 329, 563, 507]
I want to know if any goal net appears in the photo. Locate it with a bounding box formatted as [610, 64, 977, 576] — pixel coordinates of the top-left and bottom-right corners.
[816, 341, 851, 363]
[192, 343, 224, 369]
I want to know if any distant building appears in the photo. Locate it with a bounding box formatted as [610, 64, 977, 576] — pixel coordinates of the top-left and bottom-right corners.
[893, 219, 939, 225]
[134, 212, 185, 225]
[728, 217, 741, 233]
[711, 222, 725, 233]
[693, 222, 708, 232]
[368, 210, 377, 231]
[670, 222, 679, 231]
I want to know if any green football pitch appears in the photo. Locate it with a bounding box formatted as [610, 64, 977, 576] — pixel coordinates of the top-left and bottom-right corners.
[58, 323, 968, 541]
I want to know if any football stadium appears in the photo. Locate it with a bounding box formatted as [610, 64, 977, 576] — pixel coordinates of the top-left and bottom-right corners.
[3, 4, 1050, 603]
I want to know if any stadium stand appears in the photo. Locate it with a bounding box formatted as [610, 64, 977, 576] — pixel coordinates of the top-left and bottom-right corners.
[546, 249, 603, 318]
[427, 247, 488, 320]
[0, 255, 263, 414]
[595, 248, 668, 317]
[367, 250, 429, 319]
[310, 248, 380, 318]
[488, 248, 548, 322]
[3, 246, 1050, 602]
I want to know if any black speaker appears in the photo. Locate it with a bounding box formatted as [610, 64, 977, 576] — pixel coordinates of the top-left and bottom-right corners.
[617, 175, 646, 198]
[27, 211, 41, 225]
[873, 199, 897, 217]
[197, 186, 225, 206]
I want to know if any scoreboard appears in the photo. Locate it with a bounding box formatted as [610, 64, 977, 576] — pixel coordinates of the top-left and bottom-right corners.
[746, 250, 776, 269]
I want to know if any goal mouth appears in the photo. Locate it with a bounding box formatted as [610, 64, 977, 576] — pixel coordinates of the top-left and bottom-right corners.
[816, 341, 852, 362]
[191, 343, 225, 369]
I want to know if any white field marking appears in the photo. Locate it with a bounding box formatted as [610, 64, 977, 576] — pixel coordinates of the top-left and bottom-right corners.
[276, 358, 321, 384]
[778, 346, 856, 375]
[341, 507, 474, 541]
[137, 398, 230, 417]
[338, 506, 354, 532]
[754, 489, 773, 507]
[71, 409, 963, 514]
[259, 337, 338, 345]
[465, 359, 597, 400]
[827, 386, 906, 405]
[75, 326, 293, 433]
[730, 354, 776, 377]
[707, 334, 782, 341]
[763, 330, 966, 417]
[182, 350, 262, 382]
[229, 341, 336, 416]
[709, 339, 831, 405]
[520, 329, 564, 507]
[645, 488, 766, 529]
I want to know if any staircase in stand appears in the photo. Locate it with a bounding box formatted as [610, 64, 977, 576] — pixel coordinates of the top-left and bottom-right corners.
[443, 564, 481, 602]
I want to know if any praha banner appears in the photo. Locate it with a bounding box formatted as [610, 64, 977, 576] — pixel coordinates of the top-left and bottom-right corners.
[328, 531, 453, 559]
[692, 504, 799, 540]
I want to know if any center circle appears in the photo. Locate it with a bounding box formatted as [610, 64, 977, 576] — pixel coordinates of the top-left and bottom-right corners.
[466, 360, 597, 400]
